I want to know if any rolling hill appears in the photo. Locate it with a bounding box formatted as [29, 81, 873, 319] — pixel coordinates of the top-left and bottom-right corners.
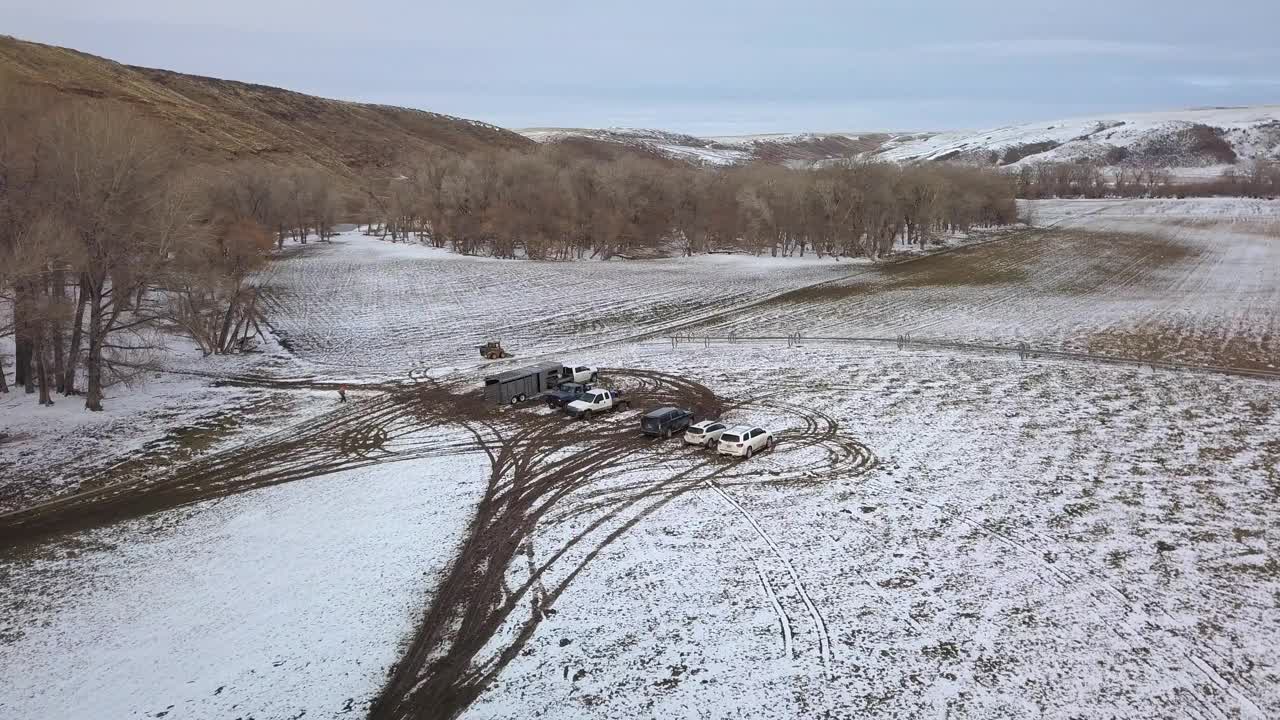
[0, 35, 534, 178]
[522, 106, 1280, 172]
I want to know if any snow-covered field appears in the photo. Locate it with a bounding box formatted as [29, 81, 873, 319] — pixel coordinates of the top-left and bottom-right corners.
[3, 199, 1279, 719]
[262, 233, 857, 378]
[1, 444, 488, 719]
[468, 343, 1280, 719]
[691, 199, 1280, 370]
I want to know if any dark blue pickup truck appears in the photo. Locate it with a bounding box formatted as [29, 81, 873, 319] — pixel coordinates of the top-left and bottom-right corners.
[545, 382, 594, 408]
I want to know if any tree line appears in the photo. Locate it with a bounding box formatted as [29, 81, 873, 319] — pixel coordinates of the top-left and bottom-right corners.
[1015, 160, 1280, 199]
[3, 80, 1020, 410]
[0, 81, 339, 410]
[361, 148, 1018, 260]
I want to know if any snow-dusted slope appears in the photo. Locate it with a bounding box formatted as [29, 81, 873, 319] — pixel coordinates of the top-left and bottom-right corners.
[520, 127, 752, 165]
[521, 106, 1280, 170]
[873, 106, 1280, 167]
[519, 127, 885, 166]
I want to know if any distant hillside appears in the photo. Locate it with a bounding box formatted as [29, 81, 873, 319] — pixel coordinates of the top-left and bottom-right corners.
[523, 107, 1280, 172]
[520, 127, 888, 166]
[0, 36, 534, 178]
[874, 106, 1280, 170]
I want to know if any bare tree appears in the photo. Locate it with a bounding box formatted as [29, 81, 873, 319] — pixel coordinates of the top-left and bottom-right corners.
[39, 103, 190, 410]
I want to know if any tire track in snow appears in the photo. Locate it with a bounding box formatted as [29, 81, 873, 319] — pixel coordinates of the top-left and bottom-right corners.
[701, 476, 832, 678]
[754, 559, 794, 659]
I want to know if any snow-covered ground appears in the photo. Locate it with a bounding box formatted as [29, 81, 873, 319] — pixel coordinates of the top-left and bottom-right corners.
[0, 328, 333, 511]
[0, 441, 488, 719]
[691, 199, 1280, 370]
[3, 198, 1279, 719]
[262, 232, 853, 379]
[6, 343, 1277, 719]
[467, 343, 1280, 719]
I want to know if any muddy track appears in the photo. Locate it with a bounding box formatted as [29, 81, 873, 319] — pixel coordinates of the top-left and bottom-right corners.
[0, 382, 491, 550]
[2, 367, 875, 720]
[371, 375, 876, 720]
[367, 369, 727, 720]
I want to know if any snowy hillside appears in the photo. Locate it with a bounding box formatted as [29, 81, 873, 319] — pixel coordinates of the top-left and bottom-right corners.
[521, 106, 1280, 170]
[519, 127, 884, 166]
[874, 105, 1280, 168]
[520, 127, 752, 165]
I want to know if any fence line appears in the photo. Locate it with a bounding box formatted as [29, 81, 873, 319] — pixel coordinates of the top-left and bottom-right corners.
[666, 333, 1280, 382]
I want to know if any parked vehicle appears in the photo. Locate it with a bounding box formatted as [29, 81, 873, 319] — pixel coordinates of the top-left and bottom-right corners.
[484, 362, 563, 405]
[565, 389, 630, 419]
[684, 420, 728, 448]
[641, 407, 695, 438]
[545, 382, 594, 408]
[716, 425, 774, 459]
[562, 365, 599, 384]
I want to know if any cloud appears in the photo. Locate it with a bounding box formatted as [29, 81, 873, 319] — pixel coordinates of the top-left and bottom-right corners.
[913, 39, 1180, 58]
[1179, 76, 1280, 89]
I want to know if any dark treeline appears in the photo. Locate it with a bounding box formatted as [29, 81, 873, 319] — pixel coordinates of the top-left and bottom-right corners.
[361, 148, 1019, 260]
[1015, 160, 1280, 199]
[0, 79, 340, 409]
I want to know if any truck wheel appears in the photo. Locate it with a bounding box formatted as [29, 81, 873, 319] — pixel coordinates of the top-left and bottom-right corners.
[744, 446, 753, 460]
[582, 410, 592, 421]
[590, 372, 598, 382]
[767, 437, 775, 451]
[509, 396, 519, 406]
[664, 428, 672, 439]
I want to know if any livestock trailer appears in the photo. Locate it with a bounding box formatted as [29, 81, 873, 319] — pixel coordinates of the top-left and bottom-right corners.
[484, 362, 564, 404]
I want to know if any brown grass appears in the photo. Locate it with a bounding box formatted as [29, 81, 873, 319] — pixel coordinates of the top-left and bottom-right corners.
[0, 35, 533, 180]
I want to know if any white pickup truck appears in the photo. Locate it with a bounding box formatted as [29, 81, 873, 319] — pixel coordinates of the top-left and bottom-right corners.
[561, 365, 599, 384]
[564, 389, 630, 419]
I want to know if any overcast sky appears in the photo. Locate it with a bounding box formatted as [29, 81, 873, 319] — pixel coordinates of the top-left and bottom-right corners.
[5, 0, 1280, 135]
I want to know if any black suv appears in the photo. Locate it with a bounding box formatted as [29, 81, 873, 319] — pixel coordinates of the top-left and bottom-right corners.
[641, 406, 695, 438]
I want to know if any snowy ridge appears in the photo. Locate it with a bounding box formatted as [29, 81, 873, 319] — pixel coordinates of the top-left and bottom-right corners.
[521, 105, 1280, 170]
[519, 127, 752, 165]
[874, 105, 1280, 167]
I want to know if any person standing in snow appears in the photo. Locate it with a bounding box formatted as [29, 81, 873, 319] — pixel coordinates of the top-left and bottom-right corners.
[338, 384, 347, 403]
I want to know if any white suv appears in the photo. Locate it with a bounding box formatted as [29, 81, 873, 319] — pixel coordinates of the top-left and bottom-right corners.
[716, 425, 774, 459]
[684, 420, 728, 448]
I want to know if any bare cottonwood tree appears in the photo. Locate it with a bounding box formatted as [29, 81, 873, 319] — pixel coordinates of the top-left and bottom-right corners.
[39, 103, 191, 410]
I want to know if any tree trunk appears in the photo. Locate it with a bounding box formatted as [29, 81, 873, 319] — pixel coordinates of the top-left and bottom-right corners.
[85, 284, 105, 411]
[0, 352, 8, 393]
[51, 268, 67, 394]
[215, 295, 239, 353]
[36, 329, 53, 406]
[14, 281, 32, 389]
[63, 272, 88, 395]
